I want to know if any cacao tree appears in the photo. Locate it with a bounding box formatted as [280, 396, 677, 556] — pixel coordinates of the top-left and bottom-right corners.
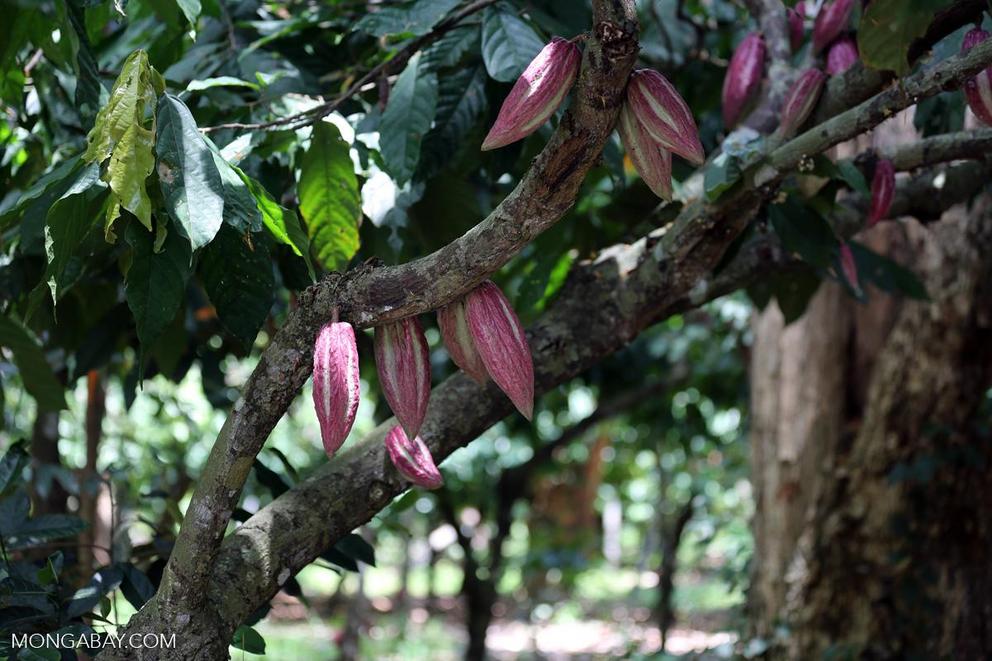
[2, 0, 992, 658]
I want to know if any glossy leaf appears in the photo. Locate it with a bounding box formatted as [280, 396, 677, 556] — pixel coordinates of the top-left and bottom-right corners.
[0, 315, 66, 411]
[155, 93, 225, 249]
[481, 8, 545, 82]
[380, 53, 438, 184]
[298, 121, 361, 271]
[124, 221, 192, 354]
[199, 225, 274, 349]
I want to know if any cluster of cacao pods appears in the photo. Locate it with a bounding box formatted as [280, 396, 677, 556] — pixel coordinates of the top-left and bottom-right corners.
[620, 69, 704, 200]
[482, 34, 704, 201]
[721, 0, 862, 136]
[311, 281, 533, 491]
[962, 27, 992, 126]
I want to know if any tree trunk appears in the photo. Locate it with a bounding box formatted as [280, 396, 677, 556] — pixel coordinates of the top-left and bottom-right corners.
[748, 198, 992, 657]
[656, 495, 695, 651]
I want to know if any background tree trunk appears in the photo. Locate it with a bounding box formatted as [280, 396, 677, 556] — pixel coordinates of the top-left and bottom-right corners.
[748, 197, 992, 657]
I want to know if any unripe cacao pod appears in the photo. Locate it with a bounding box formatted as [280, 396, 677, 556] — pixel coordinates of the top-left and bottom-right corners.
[312, 322, 361, 457]
[618, 102, 673, 201]
[812, 0, 854, 53]
[788, 4, 805, 51]
[626, 69, 705, 166]
[839, 241, 860, 294]
[438, 298, 489, 385]
[384, 425, 443, 490]
[779, 68, 827, 138]
[868, 158, 895, 226]
[464, 281, 534, 420]
[826, 36, 859, 76]
[481, 37, 582, 151]
[722, 32, 766, 128]
[374, 316, 431, 440]
[961, 28, 992, 127]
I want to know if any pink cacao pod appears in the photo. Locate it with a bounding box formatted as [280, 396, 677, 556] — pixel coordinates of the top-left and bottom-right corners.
[839, 242, 860, 294]
[374, 316, 431, 440]
[384, 425, 444, 490]
[867, 158, 895, 226]
[779, 68, 827, 138]
[465, 281, 534, 420]
[961, 28, 992, 127]
[812, 0, 854, 53]
[618, 102, 673, 201]
[481, 37, 582, 151]
[826, 36, 859, 76]
[722, 32, 766, 128]
[788, 4, 805, 51]
[437, 298, 489, 385]
[312, 322, 361, 457]
[626, 69, 705, 166]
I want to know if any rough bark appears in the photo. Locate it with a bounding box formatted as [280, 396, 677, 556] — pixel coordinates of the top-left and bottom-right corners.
[749, 196, 992, 658]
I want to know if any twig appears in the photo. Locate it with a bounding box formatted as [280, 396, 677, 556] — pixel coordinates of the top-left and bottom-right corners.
[202, 0, 499, 133]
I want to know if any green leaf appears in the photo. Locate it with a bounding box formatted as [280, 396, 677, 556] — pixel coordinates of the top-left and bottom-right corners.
[199, 225, 274, 349]
[155, 93, 225, 249]
[43, 163, 106, 304]
[231, 626, 266, 654]
[185, 76, 260, 92]
[848, 241, 928, 300]
[858, 0, 951, 74]
[424, 25, 481, 69]
[298, 122, 361, 271]
[119, 563, 156, 610]
[481, 7, 544, 82]
[238, 171, 313, 279]
[83, 50, 158, 165]
[0, 315, 66, 411]
[914, 93, 965, 137]
[355, 0, 460, 37]
[769, 197, 838, 269]
[419, 64, 488, 177]
[704, 153, 742, 201]
[106, 121, 156, 231]
[83, 50, 162, 234]
[5, 514, 87, 551]
[212, 153, 263, 233]
[835, 160, 870, 197]
[124, 221, 192, 354]
[334, 533, 376, 567]
[0, 440, 30, 498]
[176, 0, 201, 26]
[380, 52, 438, 184]
[65, 566, 124, 618]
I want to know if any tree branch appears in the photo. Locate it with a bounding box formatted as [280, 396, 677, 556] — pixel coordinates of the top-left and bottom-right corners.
[147, 0, 640, 632]
[873, 128, 992, 172]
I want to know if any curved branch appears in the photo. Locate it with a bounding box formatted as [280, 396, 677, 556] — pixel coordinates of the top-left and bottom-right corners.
[151, 0, 640, 626]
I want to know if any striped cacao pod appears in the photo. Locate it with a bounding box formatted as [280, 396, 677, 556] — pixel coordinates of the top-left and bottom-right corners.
[481, 38, 582, 150]
[374, 316, 431, 440]
[626, 69, 705, 166]
[385, 425, 443, 490]
[312, 321, 361, 457]
[464, 281, 534, 420]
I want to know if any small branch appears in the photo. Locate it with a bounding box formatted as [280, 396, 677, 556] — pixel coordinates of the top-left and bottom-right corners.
[876, 129, 992, 172]
[770, 38, 992, 172]
[203, 0, 500, 133]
